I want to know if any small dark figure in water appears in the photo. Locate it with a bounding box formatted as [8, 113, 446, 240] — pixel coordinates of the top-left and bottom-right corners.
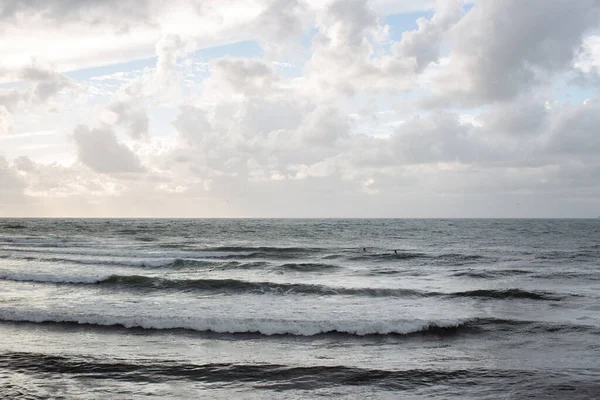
[363, 247, 366, 252]
[394, 250, 398, 255]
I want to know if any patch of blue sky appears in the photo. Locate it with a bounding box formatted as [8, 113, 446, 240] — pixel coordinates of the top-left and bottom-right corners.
[555, 75, 599, 104]
[66, 58, 154, 81]
[300, 27, 318, 49]
[463, 2, 475, 14]
[192, 40, 263, 60]
[383, 11, 433, 42]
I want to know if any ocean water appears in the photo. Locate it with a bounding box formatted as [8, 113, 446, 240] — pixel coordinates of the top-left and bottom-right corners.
[0, 218, 599, 399]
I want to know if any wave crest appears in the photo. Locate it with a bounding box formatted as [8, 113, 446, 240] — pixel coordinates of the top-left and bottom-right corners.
[0, 273, 564, 300]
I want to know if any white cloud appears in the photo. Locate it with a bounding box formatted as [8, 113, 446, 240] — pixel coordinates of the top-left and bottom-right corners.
[73, 125, 145, 174]
[306, 0, 416, 97]
[575, 35, 600, 73]
[204, 58, 282, 99]
[2, 0, 600, 217]
[393, 0, 464, 72]
[0, 156, 26, 198]
[0, 62, 79, 133]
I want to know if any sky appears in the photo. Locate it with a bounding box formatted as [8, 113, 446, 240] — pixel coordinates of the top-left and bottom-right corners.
[1, 0, 600, 218]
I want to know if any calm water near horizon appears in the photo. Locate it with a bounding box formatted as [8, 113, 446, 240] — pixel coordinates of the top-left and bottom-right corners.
[0, 218, 599, 399]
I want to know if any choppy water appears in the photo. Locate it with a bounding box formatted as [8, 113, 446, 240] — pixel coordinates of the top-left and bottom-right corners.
[0, 219, 599, 399]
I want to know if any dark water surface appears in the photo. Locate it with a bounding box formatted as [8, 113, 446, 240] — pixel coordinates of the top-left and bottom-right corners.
[0, 219, 599, 399]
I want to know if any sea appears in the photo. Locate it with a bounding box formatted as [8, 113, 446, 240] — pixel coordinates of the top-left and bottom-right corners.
[0, 218, 599, 399]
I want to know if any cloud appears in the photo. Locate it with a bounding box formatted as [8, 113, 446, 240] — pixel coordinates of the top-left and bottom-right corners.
[99, 34, 186, 139]
[545, 98, 600, 155]
[478, 97, 549, 138]
[0, 62, 78, 133]
[204, 57, 282, 99]
[0, 156, 25, 191]
[307, 0, 416, 97]
[3, 0, 600, 217]
[393, 0, 464, 72]
[0, 105, 13, 134]
[300, 105, 350, 146]
[172, 105, 212, 145]
[105, 100, 150, 140]
[0, 0, 157, 30]
[433, 0, 600, 105]
[254, 0, 308, 58]
[0, 0, 305, 74]
[73, 125, 145, 174]
[0, 156, 28, 210]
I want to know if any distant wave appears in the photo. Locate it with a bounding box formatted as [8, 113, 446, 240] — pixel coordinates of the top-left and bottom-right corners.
[451, 289, 559, 300]
[0, 253, 272, 271]
[1, 352, 550, 391]
[201, 246, 322, 253]
[2, 244, 493, 267]
[274, 263, 340, 272]
[450, 269, 532, 279]
[535, 250, 600, 262]
[349, 252, 427, 261]
[531, 271, 600, 281]
[434, 253, 489, 265]
[194, 246, 326, 260]
[0, 273, 565, 300]
[348, 252, 488, 265]
[0, 313, 596, 337]
[0, 223, 27, 230]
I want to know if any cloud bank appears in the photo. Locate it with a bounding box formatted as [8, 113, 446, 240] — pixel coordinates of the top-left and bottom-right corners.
[1, 0, 600, 217]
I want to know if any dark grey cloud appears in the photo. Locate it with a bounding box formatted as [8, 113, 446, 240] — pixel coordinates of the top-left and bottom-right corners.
[435, 0, 600, 105]
[478, 97, 549, 137]
[545, 99, 600, 154]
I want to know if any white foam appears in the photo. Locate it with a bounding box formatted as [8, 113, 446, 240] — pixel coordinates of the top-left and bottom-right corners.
[0, 308, 469, 336]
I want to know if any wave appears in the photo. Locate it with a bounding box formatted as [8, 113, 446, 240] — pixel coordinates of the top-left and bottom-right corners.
[0, 223, 27, 229]
[0, 273, 565, 301]
[98, 276, 428, 297]
[0, 352, 547, 390]
[365, 268, 426, 276]
[530, 271, 600, 281]
[349, 252, 427, 261]
[451, 288, 559, 300]
[451, 269, 532, 279]
[535, 250, 600, 262]
[6, 254, 173, 268]
[0, 310, 477, 336]
[434, 253, 488, 265]
[201, 246, 321, 253]
[0, 253, 271, 271]
[169, 259, 269, 270]
[0, 313, 596, 337]
[187, 246, 326, 260]
[274, 263, 340, 272]
[348, 251, 488, 265]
